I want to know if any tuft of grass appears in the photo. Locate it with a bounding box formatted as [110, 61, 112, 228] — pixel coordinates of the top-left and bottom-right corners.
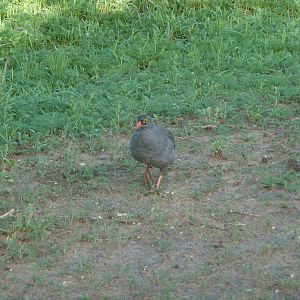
[211, 138, 228, 158]
[246, 103, 263, 124]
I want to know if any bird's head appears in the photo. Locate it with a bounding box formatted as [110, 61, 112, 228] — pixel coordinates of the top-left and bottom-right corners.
[135, 114, 154, 129]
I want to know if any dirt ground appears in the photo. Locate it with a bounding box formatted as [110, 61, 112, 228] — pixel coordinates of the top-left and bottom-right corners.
[0, 122, 299, 299]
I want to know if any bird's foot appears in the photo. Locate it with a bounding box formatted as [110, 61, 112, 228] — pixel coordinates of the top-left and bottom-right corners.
[143, 187, 161, 196]
[156, 175, 163, 190]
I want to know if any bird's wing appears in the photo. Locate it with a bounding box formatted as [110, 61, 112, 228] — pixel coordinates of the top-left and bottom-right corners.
[167, 130, 175, 149]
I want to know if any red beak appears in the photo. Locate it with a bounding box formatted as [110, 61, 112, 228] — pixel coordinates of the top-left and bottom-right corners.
[135, 121, 142, 129]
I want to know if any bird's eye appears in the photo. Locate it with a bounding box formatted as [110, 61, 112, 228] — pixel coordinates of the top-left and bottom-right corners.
[142, 118, 148, 124]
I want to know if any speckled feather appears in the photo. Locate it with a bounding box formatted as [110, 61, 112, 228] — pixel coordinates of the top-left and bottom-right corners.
[130, 116, 175, 171]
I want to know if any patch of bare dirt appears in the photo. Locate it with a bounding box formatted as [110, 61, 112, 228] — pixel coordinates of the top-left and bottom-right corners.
[1, 126, 299, 299]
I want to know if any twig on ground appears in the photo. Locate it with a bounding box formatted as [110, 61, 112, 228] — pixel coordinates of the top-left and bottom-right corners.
[230, 210, 260, 217]
[0, 209, 16, 219]
[187, 221, 225, 230]
[201, 125, 217, 130]
[236, 222, 247, 226]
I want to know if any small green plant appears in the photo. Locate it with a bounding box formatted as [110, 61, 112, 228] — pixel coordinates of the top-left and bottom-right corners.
[155, 238, 172, 253]
[263, 175, 277, 190]
[0, 126, 11, 162]
[199, 101, 228, 125]
[279, 278, 300, 292]
[230, 225, 242, 241]
[211, 138, 227, 157]
[246, 103, 262, 123]
[17, 53, 37, 80]
[45, 51, 71, 79]
[5, 236, 32, 260]
[119, 157, 138, 173]
[151, 205, 167, 233]
[260, 243, 276, 255]
[189, 186, 203, 201]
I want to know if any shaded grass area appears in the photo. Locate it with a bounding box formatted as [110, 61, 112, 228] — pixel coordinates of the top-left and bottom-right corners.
[1, 0, 300, 159]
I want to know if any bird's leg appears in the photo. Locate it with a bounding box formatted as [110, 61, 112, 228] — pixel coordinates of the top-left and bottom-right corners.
[144, 164, 152, 183]
[146, 164, 152, 181]
[156, 168, 167, 189]
[143, 168, 149, 183]
[156, 174, 163, 189]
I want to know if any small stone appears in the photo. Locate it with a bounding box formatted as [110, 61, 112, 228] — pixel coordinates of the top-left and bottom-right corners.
[117, 212, 127, 217]
[261, 156, 271, 164]
[62, 281, 68, 287]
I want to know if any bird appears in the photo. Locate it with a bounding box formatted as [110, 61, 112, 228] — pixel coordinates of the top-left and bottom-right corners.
[130, 114, 175, 189]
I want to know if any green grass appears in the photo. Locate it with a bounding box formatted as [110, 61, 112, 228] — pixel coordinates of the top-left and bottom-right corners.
[1, 0, 300, 299]
[1, 0, 299, 160]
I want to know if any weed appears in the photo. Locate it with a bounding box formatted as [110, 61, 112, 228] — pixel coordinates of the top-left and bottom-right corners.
[155, 238, 172, 253]
[120, 157, 138, 173]
[246, 103, 262, 123]
[230, 225, 243, 241]
[211, 138, 227, 157]
[199, 101, 229, 125]
[0, 125, 12, 161]
[151, 205, 167, 233]
[189, 186, 203, 201]
[263, 175, 277, 190]
[5, 236, 32, 260]
[279, 278, 300, 292]
[260, 244, 276, 256]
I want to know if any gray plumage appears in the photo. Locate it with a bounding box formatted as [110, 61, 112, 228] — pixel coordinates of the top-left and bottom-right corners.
[130, 114, 175, 173]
